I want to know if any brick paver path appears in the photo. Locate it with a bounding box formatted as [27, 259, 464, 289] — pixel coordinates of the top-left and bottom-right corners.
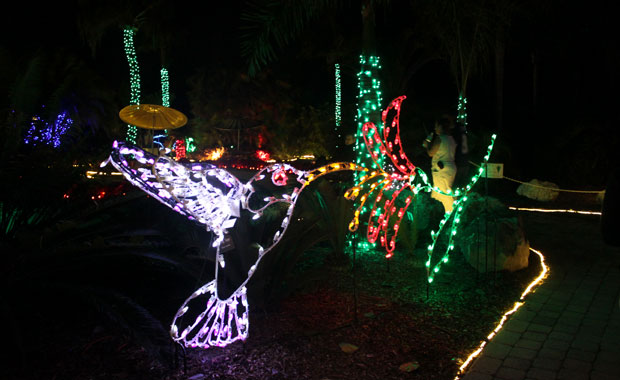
[462, 211, 620, 380]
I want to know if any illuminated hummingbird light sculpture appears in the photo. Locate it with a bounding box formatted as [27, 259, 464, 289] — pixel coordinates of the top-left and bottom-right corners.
[102, 141, 363, 349]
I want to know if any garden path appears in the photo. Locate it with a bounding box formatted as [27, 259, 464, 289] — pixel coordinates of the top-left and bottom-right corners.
[461, 209, 620, 380]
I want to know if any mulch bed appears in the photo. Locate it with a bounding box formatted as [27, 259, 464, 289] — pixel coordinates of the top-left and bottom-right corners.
[6, 242, 541, 380]
[71, 245, 538, 380]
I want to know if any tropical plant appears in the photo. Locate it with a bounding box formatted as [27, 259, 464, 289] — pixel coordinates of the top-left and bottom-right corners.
[1, 46, 121, 161]
[1, 176, 207, 377]
[249, 177, 355, 307]
[239, 0, 341, 77]
[421, 0, 495, 100]
[186, 63, 334, 158]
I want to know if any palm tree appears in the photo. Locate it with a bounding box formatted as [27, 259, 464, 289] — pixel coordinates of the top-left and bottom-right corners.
[416, 0, 523, 187]
[422, 0, 494, 120]
[237, 0, 422, 254]
[76, 0, 186, 145]
[238, 0, 394, 150]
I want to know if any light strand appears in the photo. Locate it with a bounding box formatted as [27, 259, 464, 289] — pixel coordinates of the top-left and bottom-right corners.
[186, 136, 197, 153]
[345, 95, 498, 284]
[426, 135, 497, 283]
[122, 27, 140, 144]
[455, 247, 548, 378]
[161, 67, 170, 107]
[335, 63, 342, 149]
[153, 67, 171, 149]
[103, 141, 364, 349]
[24, 111, 73, 148]
[456, 93, 467, 132]
[174, 139, 186, 160]
[349, 55, 384, 252]
[508, 206, 601, 215]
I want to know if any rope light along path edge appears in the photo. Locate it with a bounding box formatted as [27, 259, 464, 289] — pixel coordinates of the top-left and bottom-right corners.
[454, 247, 549, 379]
[508, 206, 602, 216]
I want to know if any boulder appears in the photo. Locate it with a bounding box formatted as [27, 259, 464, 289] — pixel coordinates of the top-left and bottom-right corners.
[397, 192, 444, 254]
[454, 193, 530, 273]
[459, 218, 530, 272]
[596, 190, 606, 204]
[516, 179, 559, 201]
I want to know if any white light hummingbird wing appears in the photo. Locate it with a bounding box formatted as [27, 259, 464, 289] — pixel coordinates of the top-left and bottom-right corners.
[104, 141, 245, 247]
[104, 141, 364, 349]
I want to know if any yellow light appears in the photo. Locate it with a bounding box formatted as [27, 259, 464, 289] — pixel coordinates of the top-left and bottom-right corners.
[200, 147, 225, 161]
[508, 206, 601, 216]
[455, 247, 548, 379]
[520, 248, 548, 299]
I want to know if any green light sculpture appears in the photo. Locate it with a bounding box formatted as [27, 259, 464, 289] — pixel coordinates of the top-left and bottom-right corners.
[345, 95, 497, 284]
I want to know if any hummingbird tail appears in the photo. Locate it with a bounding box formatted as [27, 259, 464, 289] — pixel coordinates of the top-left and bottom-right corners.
[170, 280, 249, 349]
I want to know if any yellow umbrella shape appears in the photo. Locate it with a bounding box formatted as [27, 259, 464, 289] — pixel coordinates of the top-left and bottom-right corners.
[119, 104, 188, 130]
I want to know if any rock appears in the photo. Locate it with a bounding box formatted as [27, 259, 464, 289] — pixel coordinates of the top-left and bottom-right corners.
[516, 179, 559, 201]
[339, 342, 359, 353]
[399, 361, 420, 372]
[455, 193, 530, 273]
[399, 192, 444, 253]
[460, 220, 530, 272]
[596, 190, 606, 204]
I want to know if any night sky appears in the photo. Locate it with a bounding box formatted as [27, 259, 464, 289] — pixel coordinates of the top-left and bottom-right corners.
[3, 0, 619, 187]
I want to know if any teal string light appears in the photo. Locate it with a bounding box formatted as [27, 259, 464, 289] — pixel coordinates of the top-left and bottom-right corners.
[161, 67, 170, 107]
[354, 56, 383, 177]
[155, 67, 171, 146]
[334, 63, 342, 149]
[457, 93, 467, 131]
[123, 27, 140, 144]
[425, 134, 497, 283]
[350, 55, 384, 253]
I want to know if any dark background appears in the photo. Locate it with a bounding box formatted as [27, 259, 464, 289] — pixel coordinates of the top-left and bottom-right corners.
[2, 0, 619, 188]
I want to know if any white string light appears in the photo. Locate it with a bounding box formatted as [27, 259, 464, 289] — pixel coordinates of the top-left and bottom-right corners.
[103, 141, 364, 349]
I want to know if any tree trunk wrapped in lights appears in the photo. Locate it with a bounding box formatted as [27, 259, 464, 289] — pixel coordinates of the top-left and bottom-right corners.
[122, 27, 140, 145]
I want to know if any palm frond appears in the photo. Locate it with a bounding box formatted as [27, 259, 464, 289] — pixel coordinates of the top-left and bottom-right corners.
[9, 55, 45, 114]
[239, 0, 334, 76]
[84, 287, 173, 364]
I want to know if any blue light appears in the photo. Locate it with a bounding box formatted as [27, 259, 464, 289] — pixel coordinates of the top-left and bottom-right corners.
[24, 111, 73, 148]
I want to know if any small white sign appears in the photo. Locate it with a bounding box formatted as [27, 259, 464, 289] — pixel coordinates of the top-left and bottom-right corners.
[482, 163, 504, 179]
